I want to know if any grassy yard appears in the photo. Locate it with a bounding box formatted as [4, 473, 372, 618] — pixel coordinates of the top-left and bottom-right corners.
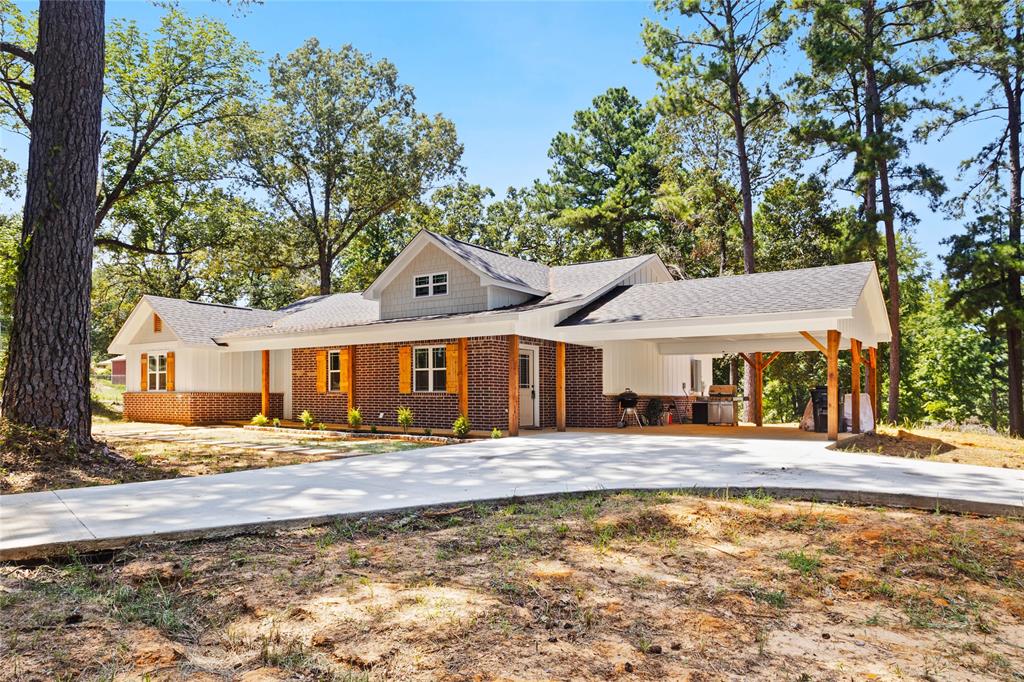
[1, 491, 1021, 680]
[835, 424, 1024, 470]
[1, 421, 430, 495]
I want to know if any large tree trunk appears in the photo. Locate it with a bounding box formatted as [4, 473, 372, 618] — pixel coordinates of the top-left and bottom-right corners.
[1004, 77, 1023, 435]
[1, 1, 106, 447]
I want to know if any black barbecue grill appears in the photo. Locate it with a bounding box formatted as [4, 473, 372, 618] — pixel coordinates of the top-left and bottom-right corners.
[616, 389, 642, 428]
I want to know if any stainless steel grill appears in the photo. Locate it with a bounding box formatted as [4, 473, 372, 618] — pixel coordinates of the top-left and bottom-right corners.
[707, 385, 738, 426]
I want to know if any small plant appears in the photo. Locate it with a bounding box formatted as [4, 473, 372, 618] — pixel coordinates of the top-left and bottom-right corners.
[299, 410, 315, 429]
[348, 407, 362, 429]
[369, 424, 378, 434]
[251, 413, 269, 427]
[271, 417, 281, 427]
[317, 422, 326, 431]
[491, 427, 503, 439]
[778, 550, 821, 576]
[423, 427, 432, 436]
[452, 414, 471, 438]
[397, 406, 414, 433]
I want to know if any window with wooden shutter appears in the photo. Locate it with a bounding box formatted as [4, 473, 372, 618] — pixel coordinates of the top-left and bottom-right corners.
[140, 353, 148, 391]
[398, 346, 412, 393]
[316, 350, 327, 393]
[166, 352, 175, 391]
[153, 314, 162, 333]
[446, 343, 459, 393]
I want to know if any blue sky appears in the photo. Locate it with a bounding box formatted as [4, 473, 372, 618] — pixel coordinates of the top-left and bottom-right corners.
[1, 0, 992, 270]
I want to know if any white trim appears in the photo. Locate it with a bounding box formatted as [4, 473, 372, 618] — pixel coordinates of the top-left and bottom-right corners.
[413, 271, 449, 298]
[107, 298, 184, 354]
[412, 344, 447, 393]
[327, 349, 343, 392]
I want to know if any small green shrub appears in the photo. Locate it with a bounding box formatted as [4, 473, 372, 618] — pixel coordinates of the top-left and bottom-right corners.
[369, 424, 378, 434]
[299, 410, 315, 429]
[397, 406, 414, 433]
[271, 417, 281, 427]
[250, 413, 269, 427]
[452, 414, 471, 438]
[491, 427, 502, 439]
[317, 422, 327, 431]
[423, 427, 432, 436]
[348, 407, 362, 428]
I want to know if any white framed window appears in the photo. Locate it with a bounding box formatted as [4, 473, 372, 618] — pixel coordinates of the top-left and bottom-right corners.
[413, 272, 448, 298]
[148, 352, 168, 391]
[413, 345, 447, 392]
[328, 349, 342, 392]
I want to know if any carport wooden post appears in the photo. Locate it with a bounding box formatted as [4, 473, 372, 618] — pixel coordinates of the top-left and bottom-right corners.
[827, 330, 841, 440]
[851, 339, 862, 434]
[738, 351, 780, 427]
[867, 347, 878, 422]
[508, 335, 520, 436]
[555, 341, 566, 431]
[261, 350, 270, 417]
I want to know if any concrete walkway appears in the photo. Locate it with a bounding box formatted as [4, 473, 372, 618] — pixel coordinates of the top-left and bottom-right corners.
[2, 431, 1022, 560]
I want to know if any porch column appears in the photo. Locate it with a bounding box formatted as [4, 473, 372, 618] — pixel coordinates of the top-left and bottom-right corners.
[458, 337, 469, 418]
[556, 341, 566, 431]
[508, 335, 520, 436]
[753, 352, 764, 427]
[826, 330, 841, 440]
[261, 349, 270, 417]
[346, 346, 356, 414]
[850, 338, 862, 434]
[867, 346, 878, 422]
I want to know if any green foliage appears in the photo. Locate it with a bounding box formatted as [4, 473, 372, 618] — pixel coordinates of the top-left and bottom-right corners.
[451, 414, 471, 438]
[422, 427, 432, 436]
[229, 39, 463, 293]
[491, 427, 503, 439]
[347, 408, 362, 429]
[250, 413, 269, 427]
[272, 418, 281, 428]
[396, 406, 414, 433]
[536, 87, 662, 258]
[299, 410, 315, 429]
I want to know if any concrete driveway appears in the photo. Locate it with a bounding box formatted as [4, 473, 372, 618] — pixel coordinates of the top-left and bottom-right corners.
[2, 431, 1022, 560]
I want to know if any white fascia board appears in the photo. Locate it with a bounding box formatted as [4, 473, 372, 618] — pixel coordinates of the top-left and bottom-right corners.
[107, 297, 185, 353]
[217, 315, 519, 352]
[551, 308, 853, 344]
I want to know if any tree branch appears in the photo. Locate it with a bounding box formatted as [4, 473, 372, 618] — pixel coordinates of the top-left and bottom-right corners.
[0, 41, 34, 65]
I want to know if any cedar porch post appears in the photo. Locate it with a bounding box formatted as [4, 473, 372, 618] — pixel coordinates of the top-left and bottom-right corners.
[555, 341, 566, 431]
[867, 346, 878, 423]
[508, 335, 520, 436]
[850, 339, 862, 434]
[826, 330, 841, 440]
[753, 351, 764, 427]
[261, 349, 270, 417]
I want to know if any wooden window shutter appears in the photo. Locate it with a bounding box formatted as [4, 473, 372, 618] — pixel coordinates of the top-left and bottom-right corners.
[338, 348, 351, 393]
[166, 351, 175, 391]
[445, 342, 460, 393]
[398, 346, 412, 394]
[140, 353, 148, 391]
[153, 314, 162, 333]
[315, 350, 327, 393]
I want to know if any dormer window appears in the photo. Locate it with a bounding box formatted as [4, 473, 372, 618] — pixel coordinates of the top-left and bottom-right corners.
[414, 272, 448, 298]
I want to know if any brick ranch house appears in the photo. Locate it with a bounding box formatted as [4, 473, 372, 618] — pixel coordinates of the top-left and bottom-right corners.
[108, 230, 891, 439]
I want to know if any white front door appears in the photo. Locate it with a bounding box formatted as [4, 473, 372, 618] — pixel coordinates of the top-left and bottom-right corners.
[518, 347, 537, 428]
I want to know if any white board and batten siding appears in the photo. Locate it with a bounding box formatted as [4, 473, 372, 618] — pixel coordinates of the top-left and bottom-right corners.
[124, 348, 293, 417]
[601, 341, 714, 396]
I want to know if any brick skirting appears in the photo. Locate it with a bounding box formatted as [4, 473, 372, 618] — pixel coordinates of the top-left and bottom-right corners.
[124, 392, 283, 425]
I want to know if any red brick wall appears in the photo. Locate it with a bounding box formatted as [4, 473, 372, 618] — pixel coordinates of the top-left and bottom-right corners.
[124, 392, 282, 425]
[292, 337, 513, 431]
[563, 345, 697, 427]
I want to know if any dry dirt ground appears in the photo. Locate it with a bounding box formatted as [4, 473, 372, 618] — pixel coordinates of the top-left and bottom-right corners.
[834, 425, 1024, 470]
[0, 422, 428, 494]
[1, 491, 1021, 681]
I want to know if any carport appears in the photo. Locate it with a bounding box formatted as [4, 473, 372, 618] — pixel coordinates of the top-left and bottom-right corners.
[551, 262, 892, 440]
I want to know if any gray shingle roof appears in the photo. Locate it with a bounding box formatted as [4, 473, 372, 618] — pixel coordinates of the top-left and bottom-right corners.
[430, 232, 551, 292]
[221, 293, 380, 338]
[558, 261, 876, 327]
[143, 296, 286, 346]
